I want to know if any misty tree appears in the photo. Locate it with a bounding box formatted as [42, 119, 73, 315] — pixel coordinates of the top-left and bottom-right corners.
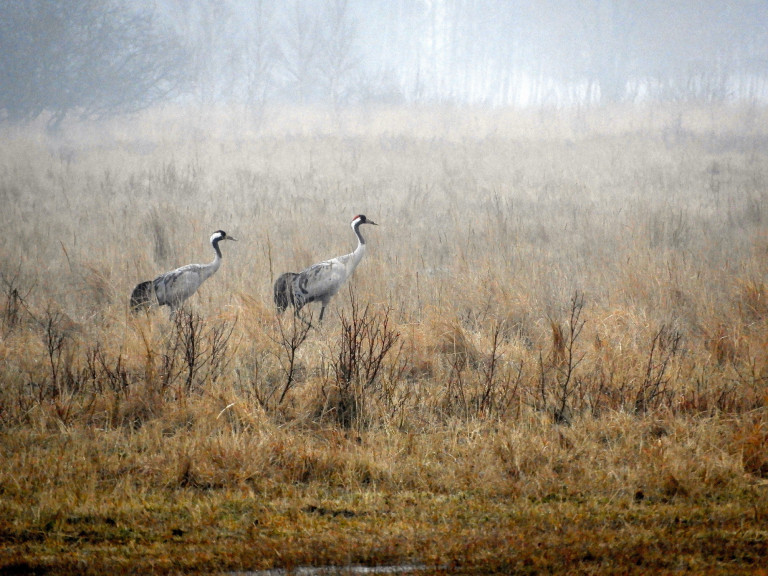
[642, 2, 762, 103]
[241, 0, 280, 118]
[167, 0, 243, 106]
[353, 1, 424, 103]
[0, 0, 190, 131]
[278, 1, 320, 103]
[316, 0, 360, 108]
[583, 0, 637, 104]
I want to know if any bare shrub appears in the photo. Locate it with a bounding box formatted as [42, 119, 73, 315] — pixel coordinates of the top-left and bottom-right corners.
[0, 268, 34, 335]
[25, 305, 85, 428]
[322, 288, 404, 430]
[633, 324, 683, 414]
[536, 292, 586, 424]
[83, 343, 129, 396]
[179, 308, 234, 396]
[264, 312, 312, 409]
[41, 307, 78, 397]
[474, 319, 524, 418]
[148, 308, 236, 402]
[443, 317, 525, 421]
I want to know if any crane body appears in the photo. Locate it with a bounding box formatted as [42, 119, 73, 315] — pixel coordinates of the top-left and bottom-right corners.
[275, 215, 376, 323]
[130, 230, 236, 314]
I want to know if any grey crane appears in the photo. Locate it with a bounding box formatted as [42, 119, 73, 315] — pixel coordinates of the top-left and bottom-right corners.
[130, 230, 237, 314]
[274, 214, 377, 323]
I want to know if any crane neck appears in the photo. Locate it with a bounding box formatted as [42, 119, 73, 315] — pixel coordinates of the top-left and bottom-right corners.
[202, 237, 223, 281]
[211, 237, 224, 260]
[347, 222, 367, 271]
[352, 221, 367, 246]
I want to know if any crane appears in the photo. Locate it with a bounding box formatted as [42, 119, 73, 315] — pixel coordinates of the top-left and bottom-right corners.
[130, 230, 237, 314]
[274, 214, 377, 323]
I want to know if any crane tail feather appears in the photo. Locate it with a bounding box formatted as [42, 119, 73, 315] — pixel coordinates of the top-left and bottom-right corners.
[129, 280, 155, 313]
[273, 272, 297, 314]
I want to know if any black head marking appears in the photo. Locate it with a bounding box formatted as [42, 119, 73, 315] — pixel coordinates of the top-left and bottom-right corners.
[212, 230, 237, 242]
[352, 214, 377, 227]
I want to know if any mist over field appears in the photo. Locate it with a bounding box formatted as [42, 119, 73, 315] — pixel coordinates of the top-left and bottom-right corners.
[2, 0, 768, 129]
[1, 2, 768, 575]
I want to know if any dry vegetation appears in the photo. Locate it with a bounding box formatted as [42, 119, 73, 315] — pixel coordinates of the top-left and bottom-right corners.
[0, 104, 767, 575]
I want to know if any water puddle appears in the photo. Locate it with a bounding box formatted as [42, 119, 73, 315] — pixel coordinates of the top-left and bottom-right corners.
[231, 564, 430, 576]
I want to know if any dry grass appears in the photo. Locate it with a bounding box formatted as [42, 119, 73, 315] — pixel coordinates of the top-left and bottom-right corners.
[1, 103, 767, 574]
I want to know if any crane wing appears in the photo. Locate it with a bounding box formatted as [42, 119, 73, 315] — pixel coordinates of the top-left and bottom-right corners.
[293, 258, 347, 306]
[153, 263, 205, 307]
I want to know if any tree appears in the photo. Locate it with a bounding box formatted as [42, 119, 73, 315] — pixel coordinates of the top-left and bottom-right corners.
[0, 0, 190, 131]
[316, 0, 359, 107]
[241, 0, 280, 119]
[168, 0, 240, 106]
[278, 1, 320, 103]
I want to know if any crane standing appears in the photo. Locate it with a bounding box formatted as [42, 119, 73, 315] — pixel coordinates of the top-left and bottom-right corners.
[130, 230, 237, 314]
[274, 214, 377, 323]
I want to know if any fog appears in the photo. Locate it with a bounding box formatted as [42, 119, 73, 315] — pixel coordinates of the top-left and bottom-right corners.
[2, 0, 768, 130]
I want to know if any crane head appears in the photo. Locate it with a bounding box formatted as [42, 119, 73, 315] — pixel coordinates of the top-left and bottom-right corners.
[351, 214, 377, 227]
[211, 230, 238, 243]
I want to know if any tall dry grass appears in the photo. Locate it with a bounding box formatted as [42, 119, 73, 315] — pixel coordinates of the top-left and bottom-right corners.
[0, 103, 767, 571]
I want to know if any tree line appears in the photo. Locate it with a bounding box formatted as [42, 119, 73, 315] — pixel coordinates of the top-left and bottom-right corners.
[2, 0, 767, 130]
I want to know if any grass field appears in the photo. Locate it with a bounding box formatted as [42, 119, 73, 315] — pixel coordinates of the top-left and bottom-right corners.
[0, 104, 767, 574]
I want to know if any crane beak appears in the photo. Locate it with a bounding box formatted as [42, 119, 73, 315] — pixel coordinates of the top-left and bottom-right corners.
[226, 236, 238, 241]
[368, 220, 378, 226]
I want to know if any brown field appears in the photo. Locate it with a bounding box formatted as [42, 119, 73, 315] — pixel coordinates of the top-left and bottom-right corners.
[1, 104, 767, 575]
